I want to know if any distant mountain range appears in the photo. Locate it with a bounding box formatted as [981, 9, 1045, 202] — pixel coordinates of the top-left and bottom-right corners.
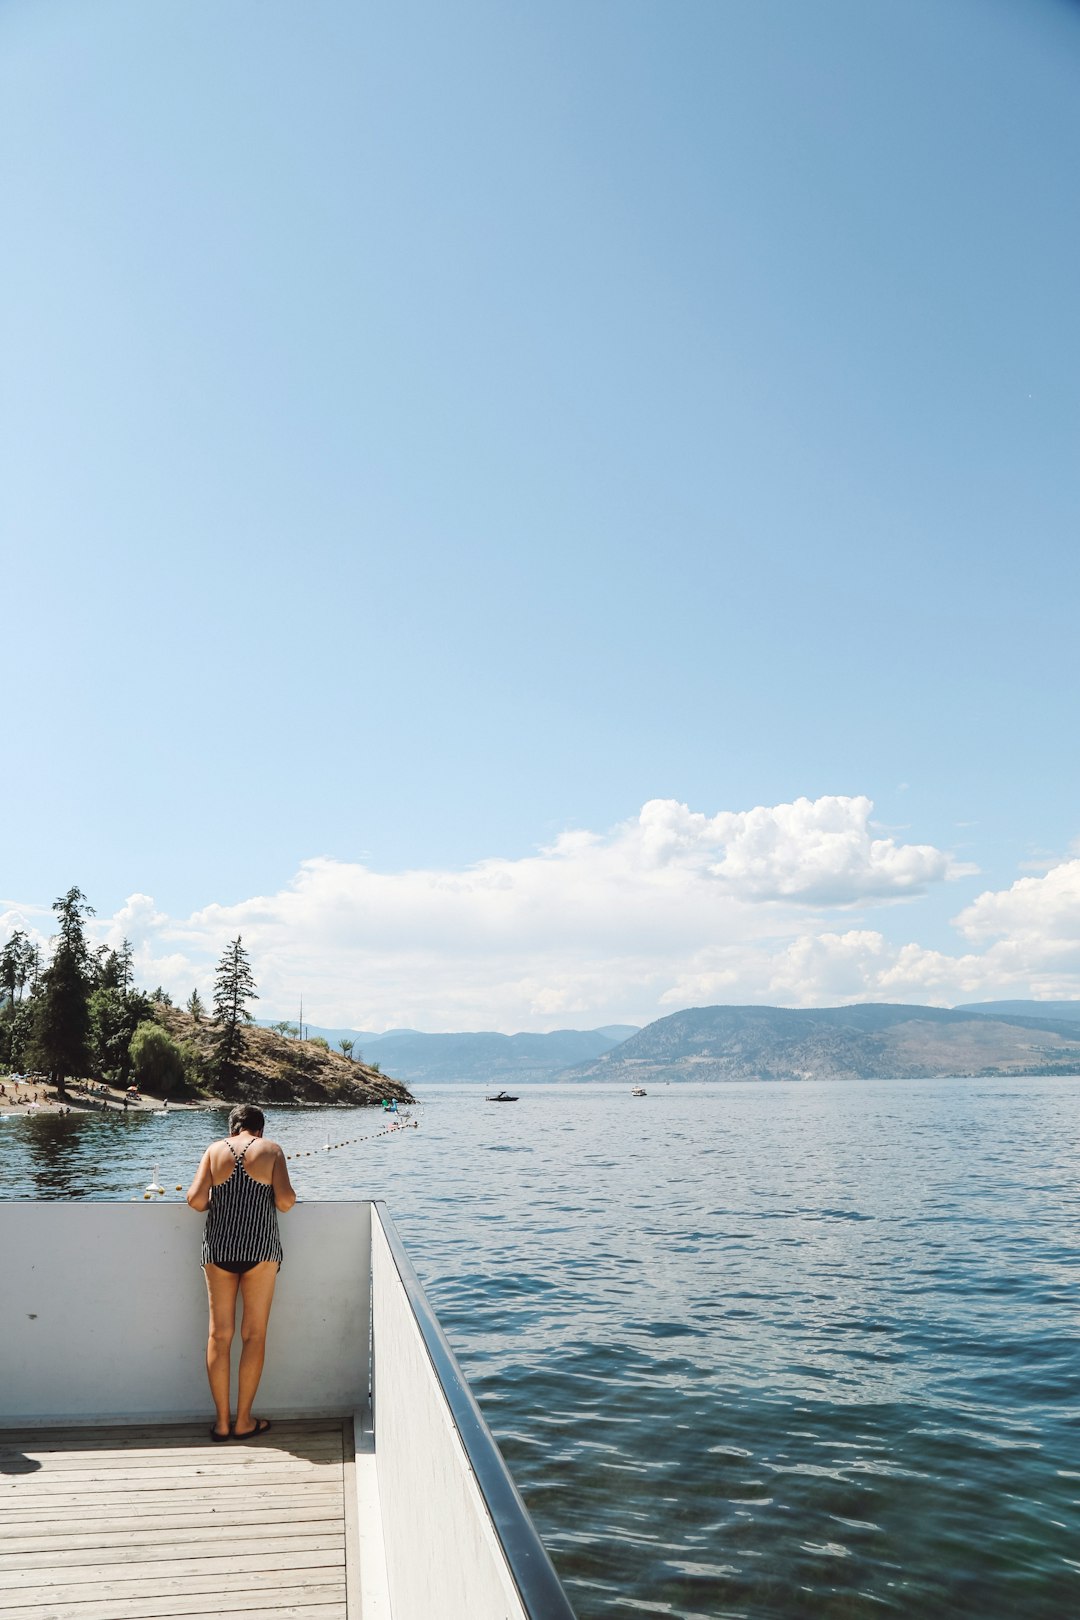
[257, 1002, 1080, 1087]
[955, 1000, 1080, 1023]
[567, 1003, 1080, 1084]
[257, 1021, 640, 1083]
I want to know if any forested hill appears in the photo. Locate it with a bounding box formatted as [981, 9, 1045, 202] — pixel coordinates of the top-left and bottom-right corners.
[566, 1003, 1080, 1083]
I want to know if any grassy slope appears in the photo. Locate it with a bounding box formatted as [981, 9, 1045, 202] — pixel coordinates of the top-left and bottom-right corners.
[158, 1006, 416, 1105]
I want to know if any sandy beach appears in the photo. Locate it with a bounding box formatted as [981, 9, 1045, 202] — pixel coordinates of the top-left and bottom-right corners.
[0, 1078, 207, 1115]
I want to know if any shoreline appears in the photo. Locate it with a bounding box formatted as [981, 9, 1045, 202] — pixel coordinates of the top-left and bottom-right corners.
[0, 1079, 205, 1115]
[0, 1079, 417, 1115]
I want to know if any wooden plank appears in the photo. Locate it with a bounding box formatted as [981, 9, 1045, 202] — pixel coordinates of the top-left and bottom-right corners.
[6, 1445, 344, 1470]
[5, 1468, 342, 1497]
[145, 1611, 345, 1620]
[3, 1453, 339, 1477]
[0, 1425, 344, 1451]
[3, 1589, 346, 1617]
[0, 1503, 342, 1538]
[12, 1581, 346, 1619]
[8, 1451, 344, 1477]
[0, 1441, 341, 1467]
[0, 1484, 344, 1516]
[1, 1466, 341, 1499]
[341, 1416, 361, 1620]
[0, 1423, 345, 1447]
[0, 1537, 344, 1578]
[148, 1611, 343, 1620]
[9, 1459, 342, 1488]
[1, 1587, 341, 1613]
[0, 1518, 344, 1553]
[3, 1426, 344, 1446]
[0, 1550, 345, 1594]
[6, 1453, 340, 1480]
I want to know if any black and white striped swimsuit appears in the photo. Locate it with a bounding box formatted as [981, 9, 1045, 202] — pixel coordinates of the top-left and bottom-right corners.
[201, 1139, 283, 1273]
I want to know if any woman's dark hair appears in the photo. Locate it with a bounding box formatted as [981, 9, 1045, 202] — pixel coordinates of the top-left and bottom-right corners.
[228, 1104, 265, 1136]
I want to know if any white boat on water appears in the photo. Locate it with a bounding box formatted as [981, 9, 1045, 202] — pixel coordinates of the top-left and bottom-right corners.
[0, 1200, 577, 1620]
[630, 1086, 647, 1097]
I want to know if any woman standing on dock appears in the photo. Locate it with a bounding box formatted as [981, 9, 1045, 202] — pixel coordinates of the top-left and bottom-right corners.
[186, 1104, 296, 1441]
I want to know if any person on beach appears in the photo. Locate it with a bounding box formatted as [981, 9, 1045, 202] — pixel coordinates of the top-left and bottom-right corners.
[186, 1104, 296, 1442]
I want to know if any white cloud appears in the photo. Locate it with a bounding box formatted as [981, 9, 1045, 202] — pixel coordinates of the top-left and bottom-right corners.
[67, 795, 982, 1027]
[684, 794, 974, 901]
[955, 860, 1080, 952]
[13, 797, 1079, 1029]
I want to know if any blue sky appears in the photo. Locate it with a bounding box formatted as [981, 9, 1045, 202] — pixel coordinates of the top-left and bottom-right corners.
[3, 1, 1079, 1028]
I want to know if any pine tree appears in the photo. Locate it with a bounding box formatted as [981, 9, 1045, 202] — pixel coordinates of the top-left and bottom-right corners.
[31, 888, 95, 1093]
[0, 930, 36, 1067]
[212, 936, 258, 1080]
[96, 938, 134, 993]
[187, 989, 205, 1023]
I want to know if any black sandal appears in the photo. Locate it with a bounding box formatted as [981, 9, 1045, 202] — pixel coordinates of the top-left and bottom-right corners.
[209, 1426, 232, 1442]
[232, 1418, 272, 1440]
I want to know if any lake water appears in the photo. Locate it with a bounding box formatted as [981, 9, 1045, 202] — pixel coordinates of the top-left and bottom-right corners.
[3, 1076, 1080, 1619]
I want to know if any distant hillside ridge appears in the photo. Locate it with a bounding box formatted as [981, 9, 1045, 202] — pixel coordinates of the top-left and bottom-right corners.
[257, 1022, 639, 1084]
[566, 1002, 1080, 1083]
[955, 1000, 1080, 1023]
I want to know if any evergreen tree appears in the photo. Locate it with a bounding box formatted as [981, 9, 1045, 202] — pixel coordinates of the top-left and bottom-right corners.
[92, 944, 112, 987]
[30, 888, 95, 1092]
[212, 936, 258, 1079]
[97, 939, 135, 993]
[187, 988, 205, 1023]
[7, 1002, 34, 1072]
[0, 930, 36, 1065]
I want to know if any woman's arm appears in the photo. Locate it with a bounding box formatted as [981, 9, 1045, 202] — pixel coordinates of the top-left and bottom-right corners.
[186, 1148, 214, 1212]
[272, 1146, 297, 1212]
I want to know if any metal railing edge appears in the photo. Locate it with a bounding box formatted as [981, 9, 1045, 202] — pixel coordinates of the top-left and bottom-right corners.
[372, 1200, 578, 1620]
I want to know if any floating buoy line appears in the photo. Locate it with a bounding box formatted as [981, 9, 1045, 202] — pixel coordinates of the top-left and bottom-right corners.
[285, 1117, 419, 1162]
[136, 1108, 420, 1198]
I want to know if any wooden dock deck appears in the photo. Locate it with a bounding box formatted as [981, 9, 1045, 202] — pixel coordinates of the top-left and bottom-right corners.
[0, 1418, 356, 1620]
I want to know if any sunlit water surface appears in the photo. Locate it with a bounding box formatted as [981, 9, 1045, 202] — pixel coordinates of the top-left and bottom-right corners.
[3, 1077, 1080, 1620]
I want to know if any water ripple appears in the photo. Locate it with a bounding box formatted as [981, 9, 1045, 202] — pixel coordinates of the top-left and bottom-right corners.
[3, 1077, 1080, 1617]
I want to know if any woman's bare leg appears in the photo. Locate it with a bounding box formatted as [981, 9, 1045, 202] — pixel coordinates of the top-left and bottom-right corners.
[235, 1261, 279, 1435]
[203, 1265, 241, 1435]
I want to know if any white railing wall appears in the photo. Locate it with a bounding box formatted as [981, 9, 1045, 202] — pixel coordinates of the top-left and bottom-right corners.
[0, 1201, 372, 1425]
[371, 1206, 532, 1620]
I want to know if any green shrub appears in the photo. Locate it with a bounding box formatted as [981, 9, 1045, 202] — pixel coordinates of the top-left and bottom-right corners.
[128, 1022, 186, 1096]
[179, 1039, 211, 1093]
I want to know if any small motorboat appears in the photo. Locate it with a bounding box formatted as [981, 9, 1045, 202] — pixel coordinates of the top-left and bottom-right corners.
[631, 1085, 647, 1097]
[485, 1090, 519, 1102]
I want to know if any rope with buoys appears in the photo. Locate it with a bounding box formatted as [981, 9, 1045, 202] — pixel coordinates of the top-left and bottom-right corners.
[284, 1117, 419, 1161]
[137, 1110, 420, 1197]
